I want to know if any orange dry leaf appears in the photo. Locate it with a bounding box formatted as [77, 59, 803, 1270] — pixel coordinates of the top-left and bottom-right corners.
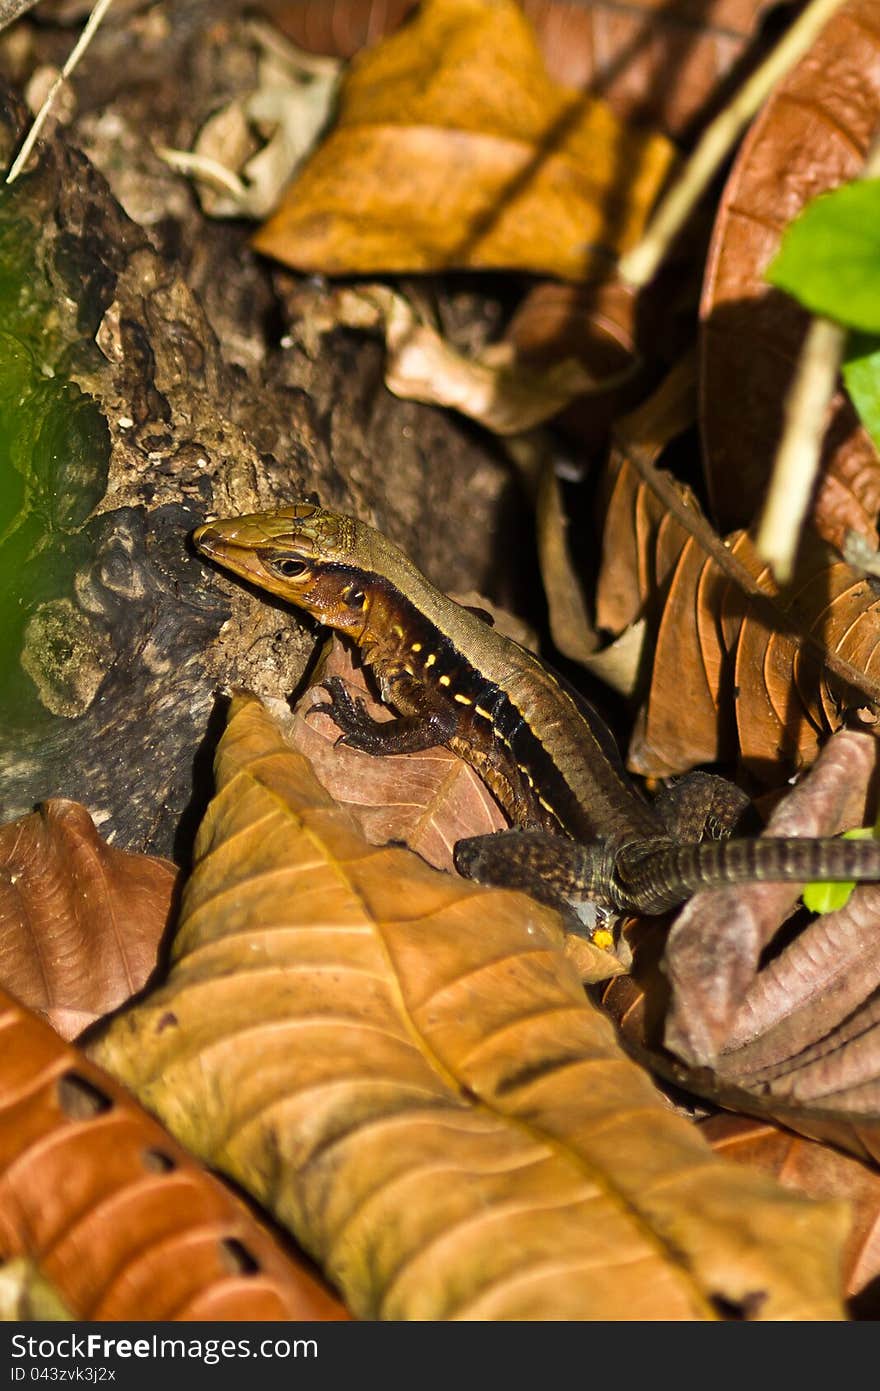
[0, 989, 348, 1320]
[0, 799, 177, 1040]
[253, 0, 676, 280]
[269, 0, 780, 138]
[93, 695, 850, 1320]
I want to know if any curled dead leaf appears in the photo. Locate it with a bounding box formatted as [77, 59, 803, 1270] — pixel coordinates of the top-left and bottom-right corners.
[591, 387, 880, 783]
[92, 696, 850, 1320]
[320, 284, 600, 434]
[602, 731, 880, 1174]
[506, 277, 645, 448]
[663, 729, 880, 1066]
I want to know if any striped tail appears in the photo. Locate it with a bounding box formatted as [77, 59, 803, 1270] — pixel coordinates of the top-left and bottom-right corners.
[455, 829, 880, 917]
[616, 836, 880, 913]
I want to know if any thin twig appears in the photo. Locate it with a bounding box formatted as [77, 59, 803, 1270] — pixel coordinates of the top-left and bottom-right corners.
[754, 319, 846, 581]
[755, 128, 880, 581]
[6, 0, 115, 185]
[619, 0, 848, 289]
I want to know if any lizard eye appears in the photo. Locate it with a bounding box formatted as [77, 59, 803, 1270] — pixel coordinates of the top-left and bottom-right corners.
[272, 556, 309, 579]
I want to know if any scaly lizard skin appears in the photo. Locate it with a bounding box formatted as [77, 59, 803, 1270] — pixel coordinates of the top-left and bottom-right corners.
[193, 504, 880, 923]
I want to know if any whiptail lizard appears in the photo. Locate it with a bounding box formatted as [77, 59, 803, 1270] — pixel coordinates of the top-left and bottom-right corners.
[194, 504, 880, 926]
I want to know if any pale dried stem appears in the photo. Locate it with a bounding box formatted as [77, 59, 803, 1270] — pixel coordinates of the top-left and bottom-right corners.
[5, 0, 115, 185]
[157, 147, 247, 199]
[755, 129, 880, 581]
[619, 0, 849, 288]
[754, 318, 847, 582]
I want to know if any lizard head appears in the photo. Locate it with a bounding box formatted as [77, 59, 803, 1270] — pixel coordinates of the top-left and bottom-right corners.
[192, 503, 402, 635]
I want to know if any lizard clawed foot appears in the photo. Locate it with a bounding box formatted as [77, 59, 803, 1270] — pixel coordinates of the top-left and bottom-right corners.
[316, 676, 390, 753]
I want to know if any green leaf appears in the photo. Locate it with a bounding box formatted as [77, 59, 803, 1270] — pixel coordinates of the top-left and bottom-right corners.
[802, 826, 877, 915]
[767, 179, 880, 333]
[842, 330, 880, 451]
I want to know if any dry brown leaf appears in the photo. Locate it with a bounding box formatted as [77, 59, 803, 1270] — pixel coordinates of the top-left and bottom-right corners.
[0, 799, 177, 1040]
[702, 1114, 880, 1309]
[700, 0, 880, 551]
[535, 456, 600, 666]
[630, 527, 755, 777]
[635, 527, 880, 781]
[267, 0, 781, 138]
[602, 964, 880, 1168]
[92, 695, 851, 1320]
[253, 0, 676, 280]
[0, 988, 348, 1320]
[591, 423, 880, 783]
[595, 354, 700, 632]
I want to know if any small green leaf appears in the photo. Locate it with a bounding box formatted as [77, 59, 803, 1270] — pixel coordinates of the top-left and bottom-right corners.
[802, 826, 877, 915]
[842, 330, 880, 451]
[767, 180, 880, 333]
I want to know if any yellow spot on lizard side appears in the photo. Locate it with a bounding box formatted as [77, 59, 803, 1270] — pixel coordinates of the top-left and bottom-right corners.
[411, 642, 422, 652]
[454, 693, 472, 705]
[425, 653, 436, 667]
[439, 674, 451, 687]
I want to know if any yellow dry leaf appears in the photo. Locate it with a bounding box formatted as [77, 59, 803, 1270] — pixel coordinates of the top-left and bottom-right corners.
[92, 696, 848, 1320]
[252, 0, 676, 280]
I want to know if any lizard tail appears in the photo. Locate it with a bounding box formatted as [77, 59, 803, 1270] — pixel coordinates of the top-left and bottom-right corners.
[455, 830, 880, 917]
[617, 835, 880, 913]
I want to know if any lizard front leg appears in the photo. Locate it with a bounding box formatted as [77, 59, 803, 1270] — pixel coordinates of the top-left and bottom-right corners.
[314, 674, 457, 755]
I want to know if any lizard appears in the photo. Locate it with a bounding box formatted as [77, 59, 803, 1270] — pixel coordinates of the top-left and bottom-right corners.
[193, 502, 880, 928]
